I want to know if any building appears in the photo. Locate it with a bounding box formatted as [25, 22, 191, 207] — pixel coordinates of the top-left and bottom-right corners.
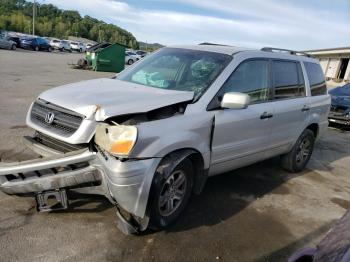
[305, 47, 350, 83]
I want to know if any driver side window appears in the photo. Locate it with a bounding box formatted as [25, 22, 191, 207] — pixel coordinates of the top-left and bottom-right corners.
[220, 60, 270, 104]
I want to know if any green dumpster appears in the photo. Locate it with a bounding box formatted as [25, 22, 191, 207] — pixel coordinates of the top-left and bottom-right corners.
[90, 43, 126, 73]
[85, 42, 111, 64]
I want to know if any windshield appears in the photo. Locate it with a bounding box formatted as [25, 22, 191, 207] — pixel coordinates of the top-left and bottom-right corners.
[117, 47, 232, 101]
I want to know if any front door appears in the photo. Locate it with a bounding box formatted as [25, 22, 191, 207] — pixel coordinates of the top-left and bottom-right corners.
[209, 59, 274, 176]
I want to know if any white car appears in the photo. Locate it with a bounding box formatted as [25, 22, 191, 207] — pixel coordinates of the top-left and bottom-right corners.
[59, 40, 72, 52]
[125, 51, 141, 65]
[49, 39, 62, 50]
[70, 42, 81, 52]
[86, 43, 94, 50]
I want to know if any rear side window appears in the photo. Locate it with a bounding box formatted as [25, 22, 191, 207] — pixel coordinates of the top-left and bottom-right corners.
[218, 60, 270, 104]
[304, 62, 327, 96]
[272, 61, 305, 99]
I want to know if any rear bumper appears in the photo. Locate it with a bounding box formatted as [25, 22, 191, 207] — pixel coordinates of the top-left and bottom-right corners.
[0, 137, 160, 218]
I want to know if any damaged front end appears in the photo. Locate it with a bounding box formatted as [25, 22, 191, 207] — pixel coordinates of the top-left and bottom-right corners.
[0, 131, 163, 234]
[0, 101, 195, 235]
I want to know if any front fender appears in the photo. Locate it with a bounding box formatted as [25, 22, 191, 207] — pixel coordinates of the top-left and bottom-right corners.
[130, 113, 214, 169]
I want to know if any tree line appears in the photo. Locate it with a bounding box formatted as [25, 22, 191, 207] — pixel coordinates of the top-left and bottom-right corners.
[0, 0, 139, 49]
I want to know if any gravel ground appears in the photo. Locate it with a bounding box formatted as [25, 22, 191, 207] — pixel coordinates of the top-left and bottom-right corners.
[0, 49, 349, 262]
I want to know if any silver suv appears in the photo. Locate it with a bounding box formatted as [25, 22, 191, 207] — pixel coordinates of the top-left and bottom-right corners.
[0, 45, 330, 234]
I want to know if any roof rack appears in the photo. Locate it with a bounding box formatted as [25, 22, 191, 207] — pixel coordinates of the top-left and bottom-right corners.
[261, 47, 315, 58]
[199, 42, 232, 47]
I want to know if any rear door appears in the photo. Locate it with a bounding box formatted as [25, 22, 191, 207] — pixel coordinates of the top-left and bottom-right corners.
[266, 60, 309, 158]
[303, 62, 329, 132]
[209, 59, 274, 175]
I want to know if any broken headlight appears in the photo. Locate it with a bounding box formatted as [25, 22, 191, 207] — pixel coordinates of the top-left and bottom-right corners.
[95, 124, 137, 157]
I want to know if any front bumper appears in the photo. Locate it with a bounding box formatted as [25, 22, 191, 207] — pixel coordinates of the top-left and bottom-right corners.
[328, 113, 350, 125]
[0, 137, 161, 219]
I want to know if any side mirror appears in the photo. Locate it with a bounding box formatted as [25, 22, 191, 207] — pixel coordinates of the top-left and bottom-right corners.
[221, 92, 250, 109]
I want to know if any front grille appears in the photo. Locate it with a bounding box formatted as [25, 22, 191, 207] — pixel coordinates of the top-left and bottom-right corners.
[30, 100, 84, 136]
[34, 132, 88, 153]
[330, 105, 348, 114]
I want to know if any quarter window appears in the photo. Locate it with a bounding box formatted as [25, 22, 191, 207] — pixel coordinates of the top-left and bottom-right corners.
[272, 61, 305, 99]
[218, 60, 270, 104]
[304, 62, 327, 96]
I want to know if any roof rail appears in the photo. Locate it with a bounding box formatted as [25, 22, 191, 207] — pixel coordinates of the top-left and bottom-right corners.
[199, 42, 232, 47]
[261, 47, 316, 58]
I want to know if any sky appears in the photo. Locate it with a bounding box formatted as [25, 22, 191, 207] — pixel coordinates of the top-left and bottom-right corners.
[40, 0, 350, 50]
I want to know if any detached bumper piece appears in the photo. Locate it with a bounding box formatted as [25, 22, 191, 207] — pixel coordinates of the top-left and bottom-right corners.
[0, 149, 101, 195]
[36, 189, 69, 212]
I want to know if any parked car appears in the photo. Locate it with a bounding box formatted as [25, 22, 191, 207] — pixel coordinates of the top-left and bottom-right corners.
[20, 37, 52, 51]
[49, 39, 63, 50]
[60, 40, 72, 52]
[0, 34, 17, 50]
[70, 41, 82, 52]
[328, 83, 350, 126]
[79, 42, 86, 52]
[0, 45, 330, 235]
[86, 43, 94, 49]
[136, 50, 149, 58]
[8, 36, 21, 48]
[125, 51, 141, 65]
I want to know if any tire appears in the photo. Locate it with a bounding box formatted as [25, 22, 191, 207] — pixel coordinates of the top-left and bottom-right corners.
[11, 44, 16, 50]
[149, 158, 194, 229]
[34, 46, 39, 51]
[128, 59, 134, 65]
[48, 47, 52, 52]
[69, 49, 72, 53]
[281, 129, 315, 173]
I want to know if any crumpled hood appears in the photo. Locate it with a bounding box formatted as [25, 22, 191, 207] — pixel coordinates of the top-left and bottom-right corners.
[38, 78, 194, 120]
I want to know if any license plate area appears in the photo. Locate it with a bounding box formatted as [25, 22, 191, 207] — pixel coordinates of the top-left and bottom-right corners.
[35, 189, 69, 212]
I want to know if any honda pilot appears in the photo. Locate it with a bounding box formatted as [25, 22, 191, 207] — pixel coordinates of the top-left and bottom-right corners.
[0, 45, 330, 234]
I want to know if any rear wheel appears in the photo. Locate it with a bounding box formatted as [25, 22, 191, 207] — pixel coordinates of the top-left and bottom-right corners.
[128, 59, 134, 65]
[149, 158, 193, 229]
[11, 44, 16, 50]
[281, 129, 315, 173]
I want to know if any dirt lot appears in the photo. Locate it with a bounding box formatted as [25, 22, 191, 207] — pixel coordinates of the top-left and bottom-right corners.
[0, 49, 349, 262]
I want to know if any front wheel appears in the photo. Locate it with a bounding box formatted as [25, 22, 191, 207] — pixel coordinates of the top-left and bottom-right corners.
[11, 44, 16, 50]
[281, 129, 315, 173]
[149, 158, 193, 229]
[128, 59, 134, 65]
[35, 46, 39, 51]
[48, 47, 52, 52]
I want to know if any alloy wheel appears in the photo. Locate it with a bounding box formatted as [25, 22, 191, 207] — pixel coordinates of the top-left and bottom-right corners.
[296, 137, 311, 164]
[158, 170, 187, 216]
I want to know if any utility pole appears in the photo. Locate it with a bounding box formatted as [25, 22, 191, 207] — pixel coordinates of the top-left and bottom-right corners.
[32, 0, 36, 35]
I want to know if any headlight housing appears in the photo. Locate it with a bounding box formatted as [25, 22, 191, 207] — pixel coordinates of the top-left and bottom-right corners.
[95, 124, 137, 157]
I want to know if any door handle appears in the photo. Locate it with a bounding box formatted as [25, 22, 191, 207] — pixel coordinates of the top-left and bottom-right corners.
[301, 105, 310, 112]
[260, 112, 273, 119]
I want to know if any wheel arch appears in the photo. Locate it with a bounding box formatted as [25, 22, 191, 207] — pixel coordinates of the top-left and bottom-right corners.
[306, 123, 319, 138]
[156, 148, 208, 195]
